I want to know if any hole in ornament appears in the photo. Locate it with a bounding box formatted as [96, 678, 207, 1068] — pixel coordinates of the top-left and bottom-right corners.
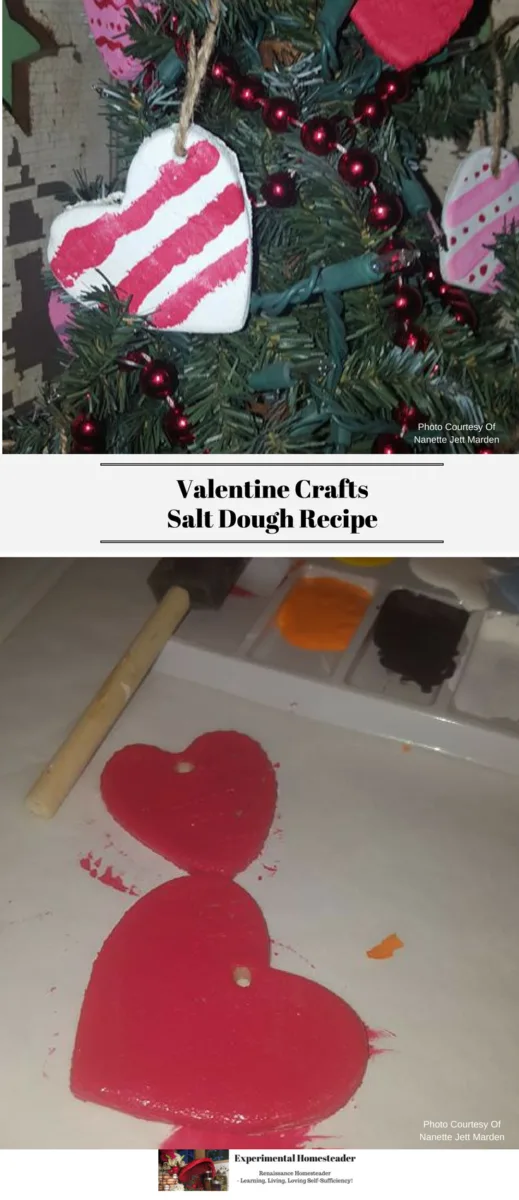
[175, 761, 195, 774]
[233, 966, 252, 987]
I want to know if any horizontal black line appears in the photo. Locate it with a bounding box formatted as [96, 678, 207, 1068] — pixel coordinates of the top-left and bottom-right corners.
[100, 462, 443, 468]
[100, 539, 445, 544]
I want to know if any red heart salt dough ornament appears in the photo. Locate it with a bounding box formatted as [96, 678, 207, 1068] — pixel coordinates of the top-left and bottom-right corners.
[47, 125, 253, 334]
[71, 875, 369, 1132]
[101, 731, 277, 876]
[351, 0, 473, 70]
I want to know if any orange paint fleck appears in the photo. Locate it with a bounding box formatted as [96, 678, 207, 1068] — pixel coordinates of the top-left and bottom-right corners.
[275, 576, 372, 652]
[401, 743, 412, 753]
[366, 934, 404, 960]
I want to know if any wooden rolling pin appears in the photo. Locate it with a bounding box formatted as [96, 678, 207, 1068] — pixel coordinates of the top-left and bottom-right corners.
[25, 586, 190, 818]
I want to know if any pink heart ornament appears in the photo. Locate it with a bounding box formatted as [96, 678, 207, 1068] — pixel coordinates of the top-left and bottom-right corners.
[47, 125, 253, 334]
[440, 148, 519, 294]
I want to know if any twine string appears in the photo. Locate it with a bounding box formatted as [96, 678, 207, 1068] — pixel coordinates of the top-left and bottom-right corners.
[483, 14, 519, 176]
[174, 0, 221, 158]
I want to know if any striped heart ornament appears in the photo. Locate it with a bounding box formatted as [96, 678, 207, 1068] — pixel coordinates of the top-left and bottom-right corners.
[47, 125, 253, 333]
[440, 148, 519, 294]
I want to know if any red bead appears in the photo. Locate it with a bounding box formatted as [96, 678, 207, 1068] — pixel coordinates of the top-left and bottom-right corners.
[353, 93, 387, 128]
[70, 412, 104, 450]
[175, 34, 190, 60]
[375, 71, 412, 104]
[141, 63, 156, 91]
[163, 405, 195, 447]
[476, 448, 495, 454]
[118, 348, 150, 371]
[441, 286, 478, 331]
[338, 148, 378, 188]
[392, 401, 425, 428]
[378, 235, 413, 274]
[422, 257, 444, 295]
[262, 96, 298, 133]
[210, 55, 239, 87]
[261, 171, 297, 208]
[166, 12, 179, 35]
[300, 116, 336, 156]
[140, 359, 178, 399]
[390, 283, 424, 321]
[372, 433, 411, 454]
[393, 323, 430, 353]
[231, 76, 266, 110]
[367, 191, 404, 231]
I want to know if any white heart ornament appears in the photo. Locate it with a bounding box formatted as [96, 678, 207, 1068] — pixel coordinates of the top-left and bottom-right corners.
[440, 148, 519, 294]
[47, 126, 253, 334]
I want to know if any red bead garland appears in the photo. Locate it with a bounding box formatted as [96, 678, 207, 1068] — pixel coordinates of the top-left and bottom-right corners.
[231, 76, 266, 110]
[375, 71, 412, 104]
[392, 401, 425, 429]
[210, 55, 239, 87]
[372, 433, 411, 454]
[300, 116, 337, 156]
[70, 412, 105, 451]
[353, 93, 387, 128]
[338, 148, 378, 188]
[163, 404, 194, 447]
[261, 171, 297, 208]
[140, 359, 178, 399]
[367, 191, 404, 231]
[390, 283, 424, 321]
[393, 323, 430, 353]
[263, 96, 298, 133]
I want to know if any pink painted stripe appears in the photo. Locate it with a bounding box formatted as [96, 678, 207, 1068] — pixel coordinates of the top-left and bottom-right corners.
[448, 159, 519, 226]
[51, 141, 220, 288]
[151, 239, 249, 329]
[445, 205, 519, 278]
[120, 183, 245, 313]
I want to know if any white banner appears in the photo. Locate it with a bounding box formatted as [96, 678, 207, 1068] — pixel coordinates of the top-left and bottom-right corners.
[1, 453, 517, 557]
[0, 1148, 515, 1199]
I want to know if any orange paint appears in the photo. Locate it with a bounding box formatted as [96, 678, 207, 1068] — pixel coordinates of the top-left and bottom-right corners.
[366, 934, 404, 960]
[275, 576, 372, 652]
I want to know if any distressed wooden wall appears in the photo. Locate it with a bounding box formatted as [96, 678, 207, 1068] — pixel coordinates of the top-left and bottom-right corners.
[3, 0, 110, 415]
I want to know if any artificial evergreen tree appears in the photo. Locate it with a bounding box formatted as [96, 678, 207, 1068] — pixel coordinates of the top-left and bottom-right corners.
[5, 0, 519, 454]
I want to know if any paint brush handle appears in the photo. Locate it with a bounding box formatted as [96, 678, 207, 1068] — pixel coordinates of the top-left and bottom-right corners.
[25, 586, 190, 819]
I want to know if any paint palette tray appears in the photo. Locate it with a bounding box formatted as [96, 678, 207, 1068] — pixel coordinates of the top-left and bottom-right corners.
[158, 560, 519, 776]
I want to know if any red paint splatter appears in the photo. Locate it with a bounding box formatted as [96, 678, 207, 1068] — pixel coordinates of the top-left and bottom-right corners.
[160, 1125, 330, 1149]
[271, 939, 316, 971]
[230, 585, 255, 597]
[273, 762, 281, 769]
[257, 875, 263, 881]
[262, 863, 278, 876]
[367, 1028, 396, 1057]
[79, 852, 139, 895]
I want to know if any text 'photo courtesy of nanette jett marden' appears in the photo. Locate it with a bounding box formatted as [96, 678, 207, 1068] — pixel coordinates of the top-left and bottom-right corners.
[3, 0, 519, 455]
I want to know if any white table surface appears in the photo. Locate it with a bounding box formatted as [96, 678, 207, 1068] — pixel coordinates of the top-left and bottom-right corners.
[0, 562, 518, 1150]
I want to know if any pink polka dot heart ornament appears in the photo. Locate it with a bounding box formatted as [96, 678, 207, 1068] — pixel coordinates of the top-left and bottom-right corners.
[440, 148, 519, 294]
[83, 0, 157, 82]
[47, 125, 253, 334]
